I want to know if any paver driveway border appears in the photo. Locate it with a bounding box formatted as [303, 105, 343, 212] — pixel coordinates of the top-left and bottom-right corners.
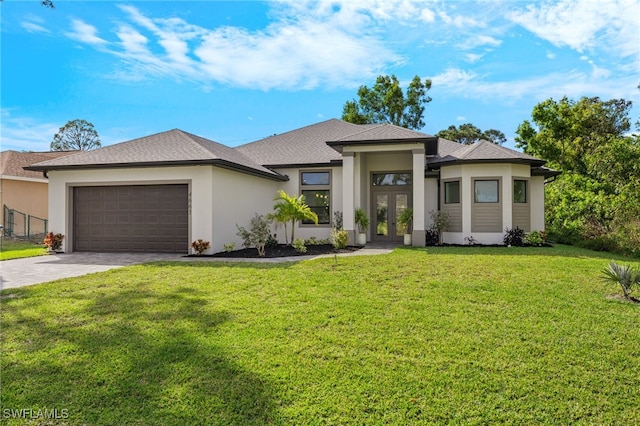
[0, 245, 395, 289]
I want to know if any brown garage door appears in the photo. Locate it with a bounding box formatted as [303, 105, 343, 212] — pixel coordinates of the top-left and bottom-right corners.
[73, 184, 189, 253]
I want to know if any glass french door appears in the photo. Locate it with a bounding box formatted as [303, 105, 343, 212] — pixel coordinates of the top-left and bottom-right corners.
[372, 191, 411, 242]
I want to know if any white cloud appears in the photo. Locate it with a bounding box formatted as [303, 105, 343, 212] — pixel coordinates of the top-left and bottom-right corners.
[464, 53, 484, 63]
[66, 19, 108, 45]
[456, 116, 466, 121]
[430, 67, 638, 103]
[546, 52, 556, 60]
[508, 0, 640, 68]
[0, 110, 59, 152]
[457, 35, 502, 50]
[21, 21, 50, 34]
[64, 4, 401, 90]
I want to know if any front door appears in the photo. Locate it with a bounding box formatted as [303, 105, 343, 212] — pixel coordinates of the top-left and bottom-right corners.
[372, 190, 411, 243]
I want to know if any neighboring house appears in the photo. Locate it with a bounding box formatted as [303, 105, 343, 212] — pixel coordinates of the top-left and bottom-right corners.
[25, 119, 559, 254]
[1, 150, 75, 235]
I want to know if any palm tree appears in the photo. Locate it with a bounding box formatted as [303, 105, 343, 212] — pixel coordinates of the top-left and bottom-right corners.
[271, 190, 318, 244]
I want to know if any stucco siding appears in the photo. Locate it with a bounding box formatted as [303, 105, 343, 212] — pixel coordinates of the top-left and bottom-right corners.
[1, 179, 49, 219]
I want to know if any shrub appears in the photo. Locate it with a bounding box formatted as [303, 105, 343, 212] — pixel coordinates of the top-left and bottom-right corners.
[601, 260, 640, 300]
[524, 230, 546, 247]
[429, 210, 450, 245]
[504, 227, 525, 247]
[266, 234, 279, 247]
[333, 211, 343, 231]
[331, 228, 349, 250]
[223, 242, 236, 252]
[43, 232, 64, 251]
[236, 213, 272, 257]
[425, 227, 439, 246]
[354, 208, 369, 233]
[190, 239, 210, 255]
[464, 236, 479, 245]
[292, 238, 307, 253]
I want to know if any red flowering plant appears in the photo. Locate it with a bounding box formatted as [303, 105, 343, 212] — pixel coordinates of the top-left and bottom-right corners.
[43, 232, 64, 251]
[190, 239, 210, 256]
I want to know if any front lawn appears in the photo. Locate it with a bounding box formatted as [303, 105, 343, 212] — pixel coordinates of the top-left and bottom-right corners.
[1, 245, 639, 424]
[0, 239, 47, 260]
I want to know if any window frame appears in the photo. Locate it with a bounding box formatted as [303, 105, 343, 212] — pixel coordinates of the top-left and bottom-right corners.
[513, 179, 528, 204]
[473, 179, 500, 203]
[300, 170, 332, 226]
[444, 180, 461, 204]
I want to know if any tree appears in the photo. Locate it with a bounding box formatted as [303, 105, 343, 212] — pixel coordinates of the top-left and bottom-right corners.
[341, 75, 432, 130]
[515, 96, 640, 257]
[515, 96, 632, 173]
[51, 119, 101, 151]
[436, 123, 506, 145]
[270, 190, 318, 245]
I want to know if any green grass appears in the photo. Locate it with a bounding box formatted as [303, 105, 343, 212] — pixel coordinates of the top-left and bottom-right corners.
[0, 239, 47, 260]
[1, 245, 639, 424]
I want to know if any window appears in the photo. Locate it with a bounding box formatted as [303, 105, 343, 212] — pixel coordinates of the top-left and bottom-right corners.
[301, 171, 330, 225]
[444, 181, 460, 204]
[514, 180, 527, 203]
[474, 180, 499, 203]
[372, 173, 412, 186]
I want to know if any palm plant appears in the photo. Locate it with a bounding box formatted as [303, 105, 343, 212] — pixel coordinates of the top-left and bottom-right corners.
[601, 260, 640, 300]
[272, 190, 318, 245]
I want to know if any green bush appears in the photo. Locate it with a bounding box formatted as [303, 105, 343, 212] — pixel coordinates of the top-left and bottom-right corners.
[601, 260, 640, 299]
[292, 238, 307, 253]
[524, 230, 546, 247]
[331, 228, 349, 249]
[236, 213, 271, 257]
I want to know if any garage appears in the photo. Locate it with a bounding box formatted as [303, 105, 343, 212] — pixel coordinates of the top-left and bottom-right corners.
[73, 184, 189, 253]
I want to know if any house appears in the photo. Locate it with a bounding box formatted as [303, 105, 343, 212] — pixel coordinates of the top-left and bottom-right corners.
[1, 150, 76, 237]
[25, 119, 559, 253]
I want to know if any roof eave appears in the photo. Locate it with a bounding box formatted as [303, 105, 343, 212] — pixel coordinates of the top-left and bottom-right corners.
[427, 158, 546, 168]
[24, 159, 289, 181]
[326, 137, 438, 153]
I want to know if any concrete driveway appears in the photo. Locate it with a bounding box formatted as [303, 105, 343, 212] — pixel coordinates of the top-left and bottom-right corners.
[0, 252, 183, 290]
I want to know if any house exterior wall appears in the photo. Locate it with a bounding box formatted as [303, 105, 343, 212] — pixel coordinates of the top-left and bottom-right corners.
[211, 167, 279, 252]
[439, 163, 534, 245]
[0, 178, 49, 219]
[270, 166, 343, 242]
[48, 166, 216, 253]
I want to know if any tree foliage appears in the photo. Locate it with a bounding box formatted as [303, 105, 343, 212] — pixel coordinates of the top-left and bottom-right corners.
[516, 96, 640, 256]
[436, 123, 506, 145]
[270, 190, 318, 245]
[50, 119, 101, 151]
[342, 75, 432, 130]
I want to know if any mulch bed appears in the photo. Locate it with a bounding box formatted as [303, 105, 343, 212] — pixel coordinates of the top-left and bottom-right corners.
[188, 244, 361, 259]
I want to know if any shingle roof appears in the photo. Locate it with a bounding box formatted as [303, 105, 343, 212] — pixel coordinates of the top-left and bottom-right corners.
[236, 119, 363, 166]
[25, 129, 286, 180]
[331, 123, 432, 142]
[0, 150, 76, 180]
[427, 139, 545, 167]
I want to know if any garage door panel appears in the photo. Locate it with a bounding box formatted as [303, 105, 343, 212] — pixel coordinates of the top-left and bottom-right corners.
[74, 184, 188, 253]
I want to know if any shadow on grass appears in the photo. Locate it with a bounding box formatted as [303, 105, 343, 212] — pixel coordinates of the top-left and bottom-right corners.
[1, 284, 276, 425]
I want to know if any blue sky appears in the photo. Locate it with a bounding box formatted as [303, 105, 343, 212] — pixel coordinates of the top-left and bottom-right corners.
[2, 0, 639, 152]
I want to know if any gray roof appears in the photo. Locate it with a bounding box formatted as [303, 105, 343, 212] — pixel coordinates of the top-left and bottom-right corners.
[1, 150, 76, 179]
[427, 139, 545, 167]
[236, 119, 362, 166]
[26, 129, 286, 180]
[24, 120, 553, 180]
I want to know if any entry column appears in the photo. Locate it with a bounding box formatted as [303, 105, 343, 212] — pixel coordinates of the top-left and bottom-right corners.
[342, 152, 356, 244]
[412, 149, 426, 246]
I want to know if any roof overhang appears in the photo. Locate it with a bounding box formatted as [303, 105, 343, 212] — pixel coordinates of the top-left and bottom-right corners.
[427, 158, 546, 169]
[531, 166, 562, 178]
[327, 137, 438, 155]
[24, 159, 289, 182]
